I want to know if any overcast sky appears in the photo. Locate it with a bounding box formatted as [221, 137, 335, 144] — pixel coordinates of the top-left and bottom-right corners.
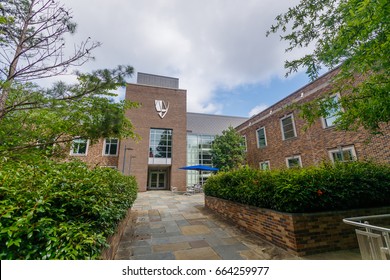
[61, 0, 312, 117]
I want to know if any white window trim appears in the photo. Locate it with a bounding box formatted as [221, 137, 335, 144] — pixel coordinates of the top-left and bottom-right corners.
[259, 160, 270, 170]
[328, 145, 357, 163]
[321, 93, 342, 129]
[70, 138, 89, 156]
[256, 127, 267, 148]
[280, 114, 297, 140]
[285, 155, 302, 168]
[102, 138, 119, 156]
[101, 166, 118, 170]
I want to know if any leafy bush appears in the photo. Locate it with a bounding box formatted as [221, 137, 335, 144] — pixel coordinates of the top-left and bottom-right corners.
[204, 162, 390, 213]
[0, 159, 138, 260]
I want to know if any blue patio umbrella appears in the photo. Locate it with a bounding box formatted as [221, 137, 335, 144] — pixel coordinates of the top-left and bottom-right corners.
[179, 164, 219, 171]
[179, 165, 219, 185]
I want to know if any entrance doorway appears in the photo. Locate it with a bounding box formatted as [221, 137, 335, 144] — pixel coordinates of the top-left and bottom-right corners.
[148, 170, 167, 190]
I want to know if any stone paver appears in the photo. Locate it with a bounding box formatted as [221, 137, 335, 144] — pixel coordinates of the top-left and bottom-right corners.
[174, 247, 221, 260]
[153, 242, 192, 253]
[114, 191, 361, 260]
[180, 225, 211, 235]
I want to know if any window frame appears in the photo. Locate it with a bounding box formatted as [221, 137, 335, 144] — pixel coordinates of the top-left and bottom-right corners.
[101, 166, 118, 170]
[321, 93, 342, 129]
[103, 138, 119, 156]
[256, 127, 267, 148]
[70, 138, 89, 156]
[242, 135, 247, 152]
[259, 161, 270, 170]
[280, 114, 297, 140]
[149, 128, 173, 164]
[328, 146, 357, 163]
[285, 155, 302, 168]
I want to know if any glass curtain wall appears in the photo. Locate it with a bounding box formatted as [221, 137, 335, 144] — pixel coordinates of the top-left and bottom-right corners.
[186, 134, 214, 186]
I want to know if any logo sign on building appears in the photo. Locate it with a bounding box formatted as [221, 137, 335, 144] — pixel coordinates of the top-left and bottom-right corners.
[155, 100, 170, 119]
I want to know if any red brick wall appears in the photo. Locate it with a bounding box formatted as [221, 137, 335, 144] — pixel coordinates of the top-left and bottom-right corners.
[67, 82, 187, 192]
[69, 139, 119, 168]
[205, 195, 390, 256]
[236, 69, 390, 169]
[118, 83, 187, 192]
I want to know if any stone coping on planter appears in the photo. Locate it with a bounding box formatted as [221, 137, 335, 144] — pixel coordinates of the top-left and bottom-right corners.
[205, 195, 390, 256]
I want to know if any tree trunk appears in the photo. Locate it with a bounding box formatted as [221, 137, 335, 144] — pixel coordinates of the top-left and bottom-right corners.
[0, 0, 35, 118]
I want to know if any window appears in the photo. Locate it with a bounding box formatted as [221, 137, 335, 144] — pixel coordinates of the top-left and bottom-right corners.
[281, 114, 297, 140]
[322, 94, 341, 128]
[286, 156, 302, 168]
[198, 135, 213, 165]
[200, 136, 213, 150]
[328, 146, 357, 163]
[103, 138, 119, 156]
[242, 135, 247, 152]
[70, 138, 88, 156]
[259, 161, 270, 170]
[102, 166, 117, 170]
[186, 134, 216, 186]
[149, 128, 172, 164]
[256, 127, 267, 148]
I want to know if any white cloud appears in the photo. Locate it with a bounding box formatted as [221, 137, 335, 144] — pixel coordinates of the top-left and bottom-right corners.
[59, 0, 304, 113]
[248, 104, 269, 117]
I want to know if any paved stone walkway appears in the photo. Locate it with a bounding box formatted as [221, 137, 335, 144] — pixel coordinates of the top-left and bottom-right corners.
[114, 191, 360, 260]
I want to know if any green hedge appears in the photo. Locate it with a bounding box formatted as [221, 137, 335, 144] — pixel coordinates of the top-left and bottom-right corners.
[204, 161, 390, 213]
[0, 159, 138, 260]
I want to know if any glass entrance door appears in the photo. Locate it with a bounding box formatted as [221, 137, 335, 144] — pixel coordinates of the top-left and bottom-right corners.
[148, 171, 167, 190]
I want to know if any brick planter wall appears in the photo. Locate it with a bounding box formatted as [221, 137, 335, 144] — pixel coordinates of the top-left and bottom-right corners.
[205, 196, 390, 256]
[100, 208, 133, 260]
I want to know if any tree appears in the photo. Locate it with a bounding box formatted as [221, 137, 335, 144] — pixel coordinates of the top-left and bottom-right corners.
[0, 1, 138, 259]
[0, 0, 138, 158]
[211, 126, 246, 171]
[0, 4, 7, 25]
[0, 0, 101, 115]
[267, 0, 390, 134]
[0, 74, 138, 159]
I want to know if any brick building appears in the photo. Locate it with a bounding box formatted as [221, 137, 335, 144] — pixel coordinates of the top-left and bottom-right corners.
[236, 69, 390, 170]
[119, 74, 187, 192]
[69, 73, 247, 192]
[69, 69, 389, 191]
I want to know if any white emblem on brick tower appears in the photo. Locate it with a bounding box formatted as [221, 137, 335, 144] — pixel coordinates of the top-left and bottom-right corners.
[155, 100, 170, 119]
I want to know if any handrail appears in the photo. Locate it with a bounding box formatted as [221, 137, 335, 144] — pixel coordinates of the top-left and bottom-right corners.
[343, 214, 390, 233]
[343, 214, 390, 260]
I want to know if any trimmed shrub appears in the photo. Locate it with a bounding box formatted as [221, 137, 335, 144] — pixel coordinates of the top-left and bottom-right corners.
[204, 162, 390, 213]
[0, 159, 138, 260]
